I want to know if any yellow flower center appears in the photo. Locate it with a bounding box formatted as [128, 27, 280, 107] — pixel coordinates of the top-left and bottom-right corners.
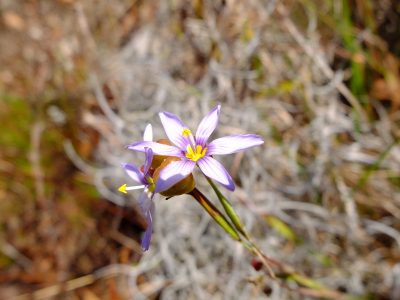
[186, 144, 207, 162]
[182, 128, 207, 161]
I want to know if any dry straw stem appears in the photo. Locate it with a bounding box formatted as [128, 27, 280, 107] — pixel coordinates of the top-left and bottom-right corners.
[11, 273, 97, 300]
[276, 3, 365, 120]
[28, 121, 46, 206]
[10, 264, 169, 300]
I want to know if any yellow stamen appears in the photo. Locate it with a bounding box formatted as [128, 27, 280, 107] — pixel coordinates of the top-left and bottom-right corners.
[186, 144, 207, 162]
[182, 128, 192, 137]
[118, 184, 127, 194]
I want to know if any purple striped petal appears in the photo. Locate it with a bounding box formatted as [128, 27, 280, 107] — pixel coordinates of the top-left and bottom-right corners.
[159, 111, 190, 150]
[154, 160, 196, 193]
[143, 124, 153, 142]
[141, 200, 155, 251]
[197, 156, 235, 191]
[128, 141, 183, 157]
[143, 148, 153, 176]
[138, 190, 152, 213]
[123, 163, 146, 185]
[207, 134, 264, 155]
[195, 104, 221, 146]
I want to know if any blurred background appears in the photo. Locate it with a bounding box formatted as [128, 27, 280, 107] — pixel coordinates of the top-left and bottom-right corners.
[1, 0, 399, 299]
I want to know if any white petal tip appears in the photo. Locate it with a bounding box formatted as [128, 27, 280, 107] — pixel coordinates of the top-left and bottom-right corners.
[143, 124, 153, 141]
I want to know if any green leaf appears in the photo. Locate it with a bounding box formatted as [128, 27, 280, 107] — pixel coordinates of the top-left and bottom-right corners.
[265, 215, 297, 242]
[288, 273, 324, 290]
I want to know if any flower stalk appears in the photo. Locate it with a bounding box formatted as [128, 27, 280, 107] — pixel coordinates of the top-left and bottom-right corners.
[188, 188, 241, 241]
[203, 177, 276, 277]
[206, 177, 250, 239]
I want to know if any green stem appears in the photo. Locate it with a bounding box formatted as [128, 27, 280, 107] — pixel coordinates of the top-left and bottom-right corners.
[189, 188, 241, 241]
[206, 177, 250, 239]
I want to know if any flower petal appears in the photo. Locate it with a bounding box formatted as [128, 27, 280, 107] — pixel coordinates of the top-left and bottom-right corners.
[123, 163, 145, 185]
[143, 123, 153, 142]
[159, 111, 189, 150]
[207, 134, 264, 155]
[197, 156, 235, 191]
[143, 147, 153, 176]
[138, 190, 152, 213]
[154, 160, 195, 193]
[127, 141, 183, 157]
[141, 200, 155, 251]
[195, 104, 221, 146]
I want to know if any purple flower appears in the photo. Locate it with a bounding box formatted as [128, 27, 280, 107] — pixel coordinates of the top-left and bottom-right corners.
[128, 105, 264, 192]
[119, 124, 156, 251]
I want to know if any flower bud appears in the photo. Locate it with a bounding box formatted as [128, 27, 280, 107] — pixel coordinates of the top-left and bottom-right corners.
[153, 157, 196, 197]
